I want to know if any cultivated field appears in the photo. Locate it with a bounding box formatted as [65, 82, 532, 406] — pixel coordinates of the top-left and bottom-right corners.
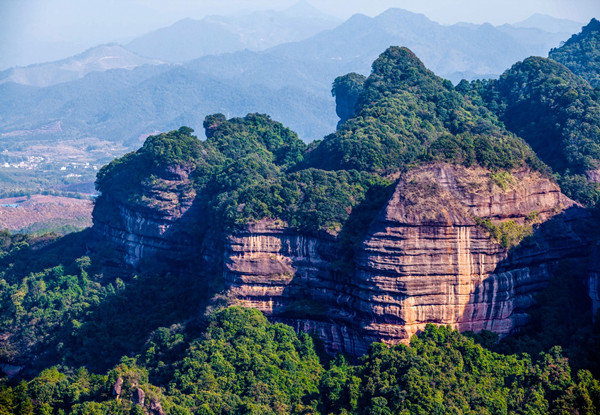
[0, 194, 93, 234]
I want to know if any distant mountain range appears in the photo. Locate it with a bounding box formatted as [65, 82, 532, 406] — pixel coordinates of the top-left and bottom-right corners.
[0, 8, 587, 159]
[126, 0, 342, 63]
[266, 9, 581, 83]
[512, 13, 584, 33]
[0, 44, 163, 88]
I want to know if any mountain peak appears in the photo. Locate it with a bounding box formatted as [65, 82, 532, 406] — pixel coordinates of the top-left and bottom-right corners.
[372, 46, 428, 76]
[582, 17, 600, 33]
[549, 17, 600, 87]
[375, 7, 432, 25]
[281, 0, 340, 23]
[513, 13, 583, 34]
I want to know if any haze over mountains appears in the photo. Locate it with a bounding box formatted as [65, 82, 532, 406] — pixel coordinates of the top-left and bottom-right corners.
[126, 0, 342, 63]
[0, 4, 588, 196]
[1, 6, 580, 88]
[0, 44, 164, 88]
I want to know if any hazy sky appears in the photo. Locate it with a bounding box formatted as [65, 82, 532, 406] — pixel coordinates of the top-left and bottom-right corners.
[1, 0, 599, 70]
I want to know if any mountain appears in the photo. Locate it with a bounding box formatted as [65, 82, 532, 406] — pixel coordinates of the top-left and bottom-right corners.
[464, 19, 600, 206]
[474, 56, 600, 175]
[495, 25, 572, 57]
[267, 8, 571, 83]
[204, 0, 342, 51]
[126, 7, 574, 83]
[125, 18, 246, 63]
[126, 1, 341, 63]
[513, 13, 584, 34]
[0, 44, 163, 87]
[495, 14, 584, 57]
[549, 18, 600, 87]
[0, 59, 333, 144]
[307, 47, 542, 173]
[88, 47, 596, 358]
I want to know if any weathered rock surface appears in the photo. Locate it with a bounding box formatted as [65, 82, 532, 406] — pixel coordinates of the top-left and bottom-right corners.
[112, 377, 123, 398]
[94, 162, 599, 354]
[353, 164, 578, 344]
[93, 164, 199, 267]
[586, 168, 600, 183]
[150, 399, 165, 415]
[132, 387, 145, 406]
[589, 243, 600, 320]
[224, 219, 370, 354]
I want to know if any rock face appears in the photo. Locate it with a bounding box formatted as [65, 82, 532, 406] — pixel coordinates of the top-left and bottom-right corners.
[221, 163, 589, 352]
[353, 164, 577, 344]
[332, 73, 366, 127]
[112, 377, 123, 398]
[589, 243, 600, 320]
[587, 168, 600, 184]
[93, 164, 199, 267]
[132, 387, 145, 406]
[94, 162, 599, 354]
[224, 220, 371, 355]
[150, 399, 165, 415]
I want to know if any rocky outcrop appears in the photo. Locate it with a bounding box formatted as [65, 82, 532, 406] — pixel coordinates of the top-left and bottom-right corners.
[94, 161, 599, 354]
[224, 220, 371, 355]
[587, 168, 600, 184]
[150, 399, 165, 415]
[353, 164, 578, 344]
[93, 164, 200, 267]
[332, 73, 366, 127]
[221, 164, 592, 352]
[132, 387, 145, 406]
[113, 377, 123, 398]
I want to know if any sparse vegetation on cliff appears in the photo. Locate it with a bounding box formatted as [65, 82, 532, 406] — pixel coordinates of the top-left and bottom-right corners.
[475, 217, 533, 249]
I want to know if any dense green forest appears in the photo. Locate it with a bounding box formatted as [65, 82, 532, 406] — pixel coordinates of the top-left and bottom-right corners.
[549, 18, 600, 88]
[456, 19, 600, 206]
[1, 307, 599, 414]
[462, 57, 600, 206]
[95, 117, 390, 236]
[2, 21, 600, 414]
[306, 47, 544, 174]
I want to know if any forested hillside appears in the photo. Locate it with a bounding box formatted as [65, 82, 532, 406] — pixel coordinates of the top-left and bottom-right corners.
[1, 310, 599, 414]
[550, 18, 600, 87]
[307, 46, 543, 174]
[457, 20, 600, 206]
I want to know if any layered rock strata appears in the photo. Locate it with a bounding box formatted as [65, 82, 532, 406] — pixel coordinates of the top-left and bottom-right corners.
[353, 164, 579, 343]
[224, 220, 373, 355]
[94, 165, 198, 266]
[95, 162, 598, 354]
